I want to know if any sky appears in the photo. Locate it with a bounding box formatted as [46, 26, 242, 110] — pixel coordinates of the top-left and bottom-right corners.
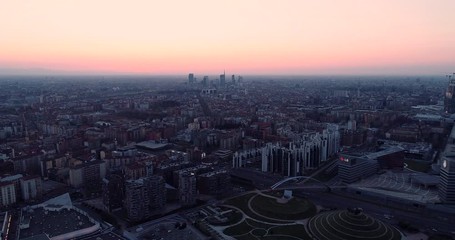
[0, 0, 454, 75]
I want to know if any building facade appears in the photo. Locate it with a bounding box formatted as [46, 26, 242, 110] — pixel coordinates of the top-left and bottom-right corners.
[338, 155, 378, 183]
[178, 172, 197, 206]
[197, 170, 231, 195]
[102, 173, 124, 212]
[0, 182, 16, 208]
[439, 156, 455, 203]
[261, 126, 339, 176]
[69, 160, 106, 191]
[124, 176, 166, 222]
[445, 79, 455, 114]
[20, 176, 42, 201]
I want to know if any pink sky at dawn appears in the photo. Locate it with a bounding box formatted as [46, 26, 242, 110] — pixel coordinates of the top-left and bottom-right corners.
[0, 0, 454, 75]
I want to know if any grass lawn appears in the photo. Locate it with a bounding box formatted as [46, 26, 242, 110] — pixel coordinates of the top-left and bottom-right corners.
[234, 233, 258, 240]
[250, 194, 317, 220]
[225, 193, 292, 223]
[223, 220, 253, 236]
[262, 236, 304, 240]
[221, 192, 315, 240]
[244, 218, 275, 229]
[268, 224, 311, 239]
[308, 211, 402, 240]
[223, 218, 275, 237]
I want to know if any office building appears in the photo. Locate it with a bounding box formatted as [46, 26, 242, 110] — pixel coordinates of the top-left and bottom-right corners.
[338, 155, 378, 183]
[439, 156, 455, 203]
[202, 76, 209, 86]
[220, 71, 226, 86]
[337, 146, 403, 183]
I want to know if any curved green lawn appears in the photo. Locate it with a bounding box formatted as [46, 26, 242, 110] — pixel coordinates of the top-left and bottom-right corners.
[250, 194, 317, 220]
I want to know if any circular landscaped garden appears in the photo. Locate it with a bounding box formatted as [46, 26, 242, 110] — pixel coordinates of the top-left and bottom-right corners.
[220, 192, 315, 240]
[307, 210, 402, 240]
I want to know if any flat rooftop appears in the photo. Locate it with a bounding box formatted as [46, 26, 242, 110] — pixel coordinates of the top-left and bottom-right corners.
[364, 146, 404, 160]
[20, 207, 94, 239]
[136, 141, 169, 150]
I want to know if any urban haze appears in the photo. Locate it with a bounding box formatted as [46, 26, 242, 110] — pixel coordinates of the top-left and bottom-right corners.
[1, 1, 455, 240]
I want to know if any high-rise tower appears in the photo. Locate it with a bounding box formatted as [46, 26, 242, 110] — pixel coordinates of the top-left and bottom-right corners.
[444, 74, 455, 114]
[220, 70, 226, 86]
[439, 156, 455, 203]
[202, 76, 209, 86]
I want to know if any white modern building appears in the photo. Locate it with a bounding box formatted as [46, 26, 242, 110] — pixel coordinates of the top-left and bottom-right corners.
[261, 125, 340, 176]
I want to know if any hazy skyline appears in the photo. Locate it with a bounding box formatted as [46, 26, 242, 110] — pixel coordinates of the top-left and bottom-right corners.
[1, 0, 454, 75]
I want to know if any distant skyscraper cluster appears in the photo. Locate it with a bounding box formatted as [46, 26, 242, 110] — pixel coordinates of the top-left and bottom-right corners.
[187, 71, 242, 87]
